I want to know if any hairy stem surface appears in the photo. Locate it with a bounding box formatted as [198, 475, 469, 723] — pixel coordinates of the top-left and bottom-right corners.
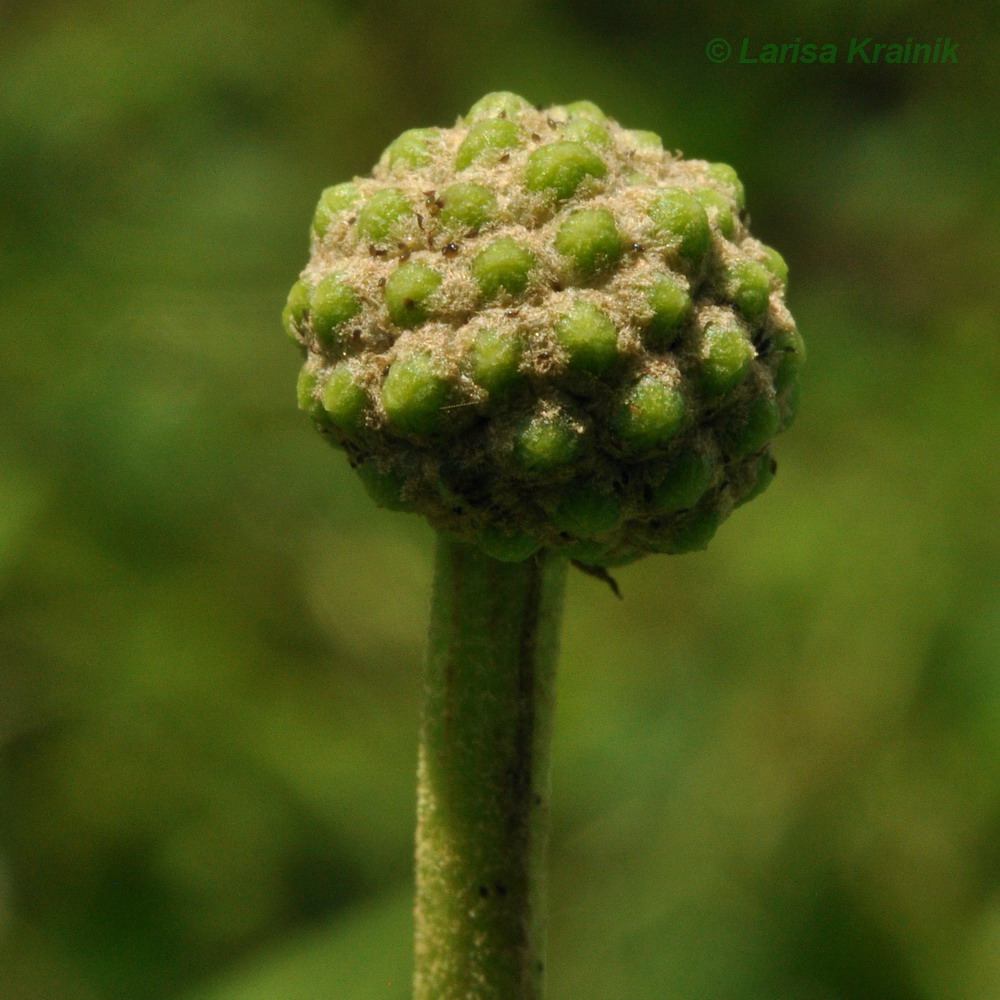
[414, 535, 567, 1000]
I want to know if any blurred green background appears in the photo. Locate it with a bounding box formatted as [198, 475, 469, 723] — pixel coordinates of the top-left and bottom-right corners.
[2, 1, 998, 997]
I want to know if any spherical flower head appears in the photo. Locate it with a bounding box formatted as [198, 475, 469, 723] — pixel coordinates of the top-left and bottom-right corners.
[285, 93, 803, 566]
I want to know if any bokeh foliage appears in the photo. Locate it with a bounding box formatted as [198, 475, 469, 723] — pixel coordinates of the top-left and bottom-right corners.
[2, 1, 998, 997]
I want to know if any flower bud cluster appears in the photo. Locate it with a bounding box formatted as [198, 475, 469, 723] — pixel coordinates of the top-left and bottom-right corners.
[284, 93, 803, 564]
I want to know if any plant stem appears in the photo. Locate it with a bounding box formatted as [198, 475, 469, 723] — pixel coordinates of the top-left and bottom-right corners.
[414, 534, 568, 1000]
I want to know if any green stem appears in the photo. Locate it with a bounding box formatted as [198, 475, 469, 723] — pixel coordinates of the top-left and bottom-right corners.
[414, 534, 568, 1000]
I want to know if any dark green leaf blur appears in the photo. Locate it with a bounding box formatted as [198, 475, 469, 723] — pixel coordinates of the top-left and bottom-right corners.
[2, 1, 997, 997]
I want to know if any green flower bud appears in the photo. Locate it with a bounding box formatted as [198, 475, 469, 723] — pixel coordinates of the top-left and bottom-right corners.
[551, 486, 622, 537]
[758, 245, 789, 286]
[723, 255, 772, 319]
[296, 366, 324, 420]
[525, 141, 607, 200]
[625, 130, 663, 150]
[438, 182, 497, 232]
[706, 162, 746, 213]
[648, 189, 711, 263]
[649, 451, 715, 512]
[356, 459, 413, 511]
[771, 322, 805, 391]
[310, 275, 361, 345]
[321, 364, 368, 434]
[564, 100, 607, 123]
[312, 182, 360, 240]
[719, 393, 780, 457]
[692, 187, 736, 239]
[384, 261, 442, 328]
[735, 453, 776, 506]
[700, 319, 755, 395]
[514, 410, 580, 472]
[477, 525, 541, 562]
[356, 188, 412, 244]
[282, 279, 311, 339]
[384, 128, 438, 170]
[659, 507, 721, 553]
[464, 91, 533, 124]
[644, 274, 692, 348]
[456, 119, 521, 170]
[554, 301, 619, 375]
[554, 208, 623, 282]
[470, 327, 523, 395]
[472, 237, 536, 299]
[382, 352, 451, 435]
[561, 118, 611, 149]
[613, 375, 686, 453]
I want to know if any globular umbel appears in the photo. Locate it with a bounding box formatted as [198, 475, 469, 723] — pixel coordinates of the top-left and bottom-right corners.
[285, 92, 803, 568]
[284, 93, 803, 1000]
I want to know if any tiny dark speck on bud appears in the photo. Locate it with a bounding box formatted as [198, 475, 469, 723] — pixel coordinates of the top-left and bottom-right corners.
[378, 277, 386, 287]
[479, 885, 489, 898]
[443, 243, 459, 257]
[404, 297, 415, 309]
[499, 153, 510, 163]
